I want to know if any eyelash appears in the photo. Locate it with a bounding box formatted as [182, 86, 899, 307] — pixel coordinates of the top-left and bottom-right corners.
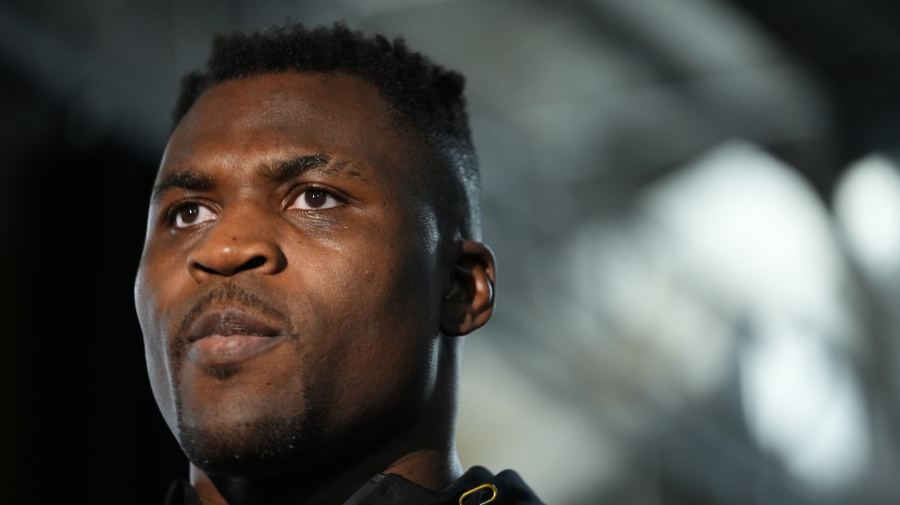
[285, 184, 345, 211]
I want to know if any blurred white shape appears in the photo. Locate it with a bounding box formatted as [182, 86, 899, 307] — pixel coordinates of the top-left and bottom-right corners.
[833, 153, 900, 279]
[642, 142, 844, 328]
[739, 319, 870, 491]
[642, 141, 868, 491]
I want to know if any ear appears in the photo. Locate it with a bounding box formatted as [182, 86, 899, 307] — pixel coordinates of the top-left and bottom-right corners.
[441, 241, 496, 337]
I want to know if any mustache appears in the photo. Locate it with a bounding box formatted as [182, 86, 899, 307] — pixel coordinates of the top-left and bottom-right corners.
[178, 282, 292, 339]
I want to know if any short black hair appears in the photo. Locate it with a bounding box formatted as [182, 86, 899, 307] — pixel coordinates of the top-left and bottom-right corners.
[172, 21, 481, 240]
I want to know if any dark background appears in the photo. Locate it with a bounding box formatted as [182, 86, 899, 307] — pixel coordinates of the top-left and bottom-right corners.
[0, 65, 181, 503]
[4, 1, 900, 504]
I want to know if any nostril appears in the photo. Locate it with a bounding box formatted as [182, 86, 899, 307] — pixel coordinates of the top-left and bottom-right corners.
[188, 237, 285, 279]
[240, 256, 267, 271]
[195, 263, 218, 275]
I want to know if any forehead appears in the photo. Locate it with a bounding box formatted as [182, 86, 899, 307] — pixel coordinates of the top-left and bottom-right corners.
[160, 72, 410, 181]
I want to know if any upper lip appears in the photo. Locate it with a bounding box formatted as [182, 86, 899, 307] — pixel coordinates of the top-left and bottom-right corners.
[187, 307, 282, 343]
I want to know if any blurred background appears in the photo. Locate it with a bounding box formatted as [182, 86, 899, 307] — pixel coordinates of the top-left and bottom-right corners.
[2, 0, 900, 503]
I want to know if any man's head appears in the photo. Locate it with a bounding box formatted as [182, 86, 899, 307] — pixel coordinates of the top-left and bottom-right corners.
[133, 23, 495, 487]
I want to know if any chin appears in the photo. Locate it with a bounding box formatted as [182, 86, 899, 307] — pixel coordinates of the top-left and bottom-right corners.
[177, 411, 325, 478]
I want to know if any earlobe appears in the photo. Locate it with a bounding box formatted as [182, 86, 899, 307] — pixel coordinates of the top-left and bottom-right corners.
[440, 241, 496, 337]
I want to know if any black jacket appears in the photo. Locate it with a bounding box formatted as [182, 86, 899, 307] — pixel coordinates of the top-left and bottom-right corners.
[163, 466, 546, 505]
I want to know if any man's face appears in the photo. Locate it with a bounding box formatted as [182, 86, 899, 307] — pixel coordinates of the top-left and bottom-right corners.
[134, 72, 446, 475]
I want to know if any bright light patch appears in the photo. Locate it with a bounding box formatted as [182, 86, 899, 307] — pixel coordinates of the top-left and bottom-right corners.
[739, 320, 870, 491]
[641, 142, 843, 323]
[641, 141, 869, 491]
[833, 153, 900, 279]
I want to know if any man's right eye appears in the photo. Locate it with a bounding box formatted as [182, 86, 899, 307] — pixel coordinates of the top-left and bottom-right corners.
[171, 203, 217, 228]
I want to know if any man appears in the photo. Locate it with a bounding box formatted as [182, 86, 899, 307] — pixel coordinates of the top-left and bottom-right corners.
[134, 22, 545, 505]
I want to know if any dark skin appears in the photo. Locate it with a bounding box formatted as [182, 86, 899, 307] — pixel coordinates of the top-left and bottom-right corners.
[134, 72, 496, 505]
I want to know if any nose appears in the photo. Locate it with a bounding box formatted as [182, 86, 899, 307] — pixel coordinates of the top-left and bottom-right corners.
[187, 209, 287, 281]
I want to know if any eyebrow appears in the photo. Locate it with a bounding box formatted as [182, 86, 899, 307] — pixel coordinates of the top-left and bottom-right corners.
[259, 154, 337, 184]
[151, 154, 366, 203]
[151, 172, 216, 203]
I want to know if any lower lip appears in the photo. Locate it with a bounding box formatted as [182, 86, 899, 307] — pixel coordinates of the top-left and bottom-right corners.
[188, 334, 283, 366]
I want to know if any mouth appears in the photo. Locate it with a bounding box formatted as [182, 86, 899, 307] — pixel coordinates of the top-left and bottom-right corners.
[186, 307, 285, 367]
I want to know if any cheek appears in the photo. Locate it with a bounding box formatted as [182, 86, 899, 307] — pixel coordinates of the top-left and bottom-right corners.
[134, 250, 192, 430]
[136, 239, 197, 336]
[301, 235, 442, 423]
[310, 316, 439, 430]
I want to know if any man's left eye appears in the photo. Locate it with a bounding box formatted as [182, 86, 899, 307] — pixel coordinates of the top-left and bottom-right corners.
[288, 188, 342, 210]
